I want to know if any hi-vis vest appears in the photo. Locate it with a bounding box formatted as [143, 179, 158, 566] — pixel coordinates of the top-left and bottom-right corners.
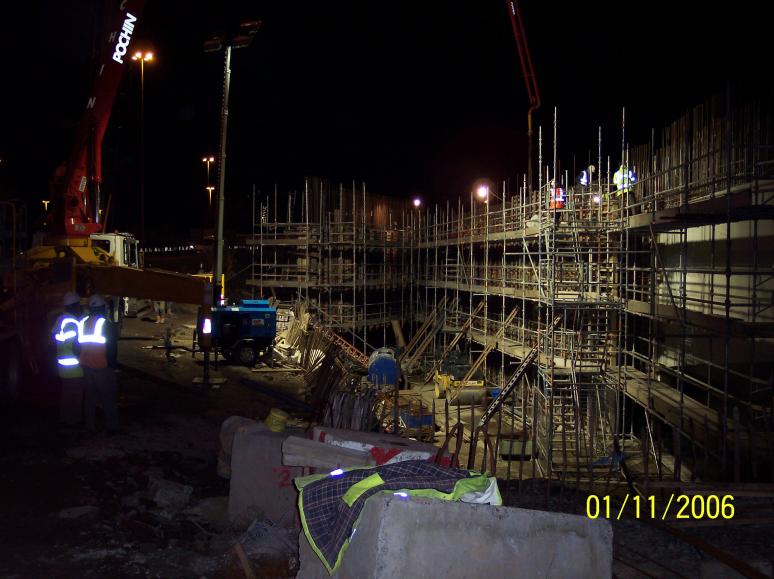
[549, 186, 566, 209]
[79, 315, 108, 369]
[613, 165, 636, 196]
[53, 314, 84, 379]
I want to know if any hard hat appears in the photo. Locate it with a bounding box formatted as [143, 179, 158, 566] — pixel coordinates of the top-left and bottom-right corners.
[63, 291, 80, 307]
[88, 294, 106, 308]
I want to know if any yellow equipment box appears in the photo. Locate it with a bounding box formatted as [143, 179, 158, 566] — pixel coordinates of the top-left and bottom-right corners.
[433, 370, 485, 401]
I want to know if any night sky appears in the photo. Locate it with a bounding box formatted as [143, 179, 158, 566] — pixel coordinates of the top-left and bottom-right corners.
[0, 1, 771, 242]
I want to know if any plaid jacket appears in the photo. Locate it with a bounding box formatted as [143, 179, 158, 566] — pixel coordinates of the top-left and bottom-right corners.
[298, 460, 484, 573]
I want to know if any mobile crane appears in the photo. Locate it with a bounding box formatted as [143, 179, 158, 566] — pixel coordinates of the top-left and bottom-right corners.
[0, 0, 206, 399]
[30, 0, 145, 261]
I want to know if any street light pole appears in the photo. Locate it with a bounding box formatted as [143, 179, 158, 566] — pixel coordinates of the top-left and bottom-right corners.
[140, 57, 145, 243]
[202, 156, 215, 204]
[213, 45, 231, 306]
[205, 20, 261, 306]
[132, 50, 154, 245]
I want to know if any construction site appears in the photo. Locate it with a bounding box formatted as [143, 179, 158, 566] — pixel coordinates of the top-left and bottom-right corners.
[173, 91, 774, 577]
[247, 93, 774, 488]
[2, 1, 774, 578]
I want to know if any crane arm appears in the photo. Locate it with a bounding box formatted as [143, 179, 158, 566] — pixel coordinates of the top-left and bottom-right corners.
[505, 0, 540, 117]
[504, 0, 540, 188]
[53, 0, 146, 237]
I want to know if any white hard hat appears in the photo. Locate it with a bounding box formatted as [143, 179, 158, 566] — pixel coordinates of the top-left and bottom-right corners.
[88, 294, 106, 308]
[63, 291, 80, 306]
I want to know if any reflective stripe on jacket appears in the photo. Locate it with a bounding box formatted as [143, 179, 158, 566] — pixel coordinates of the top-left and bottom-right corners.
[613, 166, 636, 195]
[53, 314, 84, 378]
[79, 315, 108, 369]
[549, 187, 565, 209]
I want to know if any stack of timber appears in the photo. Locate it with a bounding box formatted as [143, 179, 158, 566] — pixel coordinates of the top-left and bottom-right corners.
[281, 436, 375, 470]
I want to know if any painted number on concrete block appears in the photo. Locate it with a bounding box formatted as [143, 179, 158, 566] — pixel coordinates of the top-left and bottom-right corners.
[272, 466, 293, 488]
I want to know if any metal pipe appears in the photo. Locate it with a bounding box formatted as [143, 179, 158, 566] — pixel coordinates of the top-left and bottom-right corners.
[723, 83, 732, 477]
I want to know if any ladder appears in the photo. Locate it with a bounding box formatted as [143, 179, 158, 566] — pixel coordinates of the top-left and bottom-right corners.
[478, 315, 562, 428]
[422, 301, 484, 383]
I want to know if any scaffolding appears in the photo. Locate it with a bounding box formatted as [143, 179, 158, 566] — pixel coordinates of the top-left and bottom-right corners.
[618, 93, 774, 483]
[249, 91, 774, 488]
[248, 179, 414, 354]
[414, 153, 625, 485]
[409, 94, 774, 488]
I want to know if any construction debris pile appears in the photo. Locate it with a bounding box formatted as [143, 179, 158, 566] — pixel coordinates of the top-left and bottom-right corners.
[271, 303, 381, 432]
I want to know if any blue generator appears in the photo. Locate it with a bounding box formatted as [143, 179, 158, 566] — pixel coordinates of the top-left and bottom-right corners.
[211, 299, 277, 367]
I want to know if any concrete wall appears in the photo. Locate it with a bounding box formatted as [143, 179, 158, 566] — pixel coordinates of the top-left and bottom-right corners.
[657, 220, 774, 323]
[298, 495, 612, 579]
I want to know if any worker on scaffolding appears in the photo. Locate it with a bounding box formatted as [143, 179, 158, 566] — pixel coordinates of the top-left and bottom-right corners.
[580, 164, 597, 187]
[548, 180, 565, 223]
[612, 163, 636, 196]
[578, 165, 601, 221]
[53, 291, 86, 427]
[606, 163, 636, 219]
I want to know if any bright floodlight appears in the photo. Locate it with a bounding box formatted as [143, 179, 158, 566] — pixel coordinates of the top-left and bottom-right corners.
[413, 198, 421, 208]
[592, 194, 601, 205]
[476, 185, 489, 200]
[132, 51, 154, 62]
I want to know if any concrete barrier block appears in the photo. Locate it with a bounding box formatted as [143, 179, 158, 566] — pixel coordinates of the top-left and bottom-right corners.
[228, 428, 303, 528]
[218, 416, 268, 478]
[298, 496, 612, 579]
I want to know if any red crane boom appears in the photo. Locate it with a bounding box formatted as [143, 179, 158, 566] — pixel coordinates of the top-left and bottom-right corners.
[52, 0, 146, 237]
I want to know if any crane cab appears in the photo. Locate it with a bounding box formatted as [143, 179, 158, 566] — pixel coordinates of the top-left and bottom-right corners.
[89, 232, 140, 268]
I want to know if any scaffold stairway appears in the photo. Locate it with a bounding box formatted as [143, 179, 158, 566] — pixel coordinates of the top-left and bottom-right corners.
[398, 296, 448, 362]
[401, 297, 458, 371]
[422, 301, 484, 383]
[478, 315, 562, 428]
[462, 306, 520, 382]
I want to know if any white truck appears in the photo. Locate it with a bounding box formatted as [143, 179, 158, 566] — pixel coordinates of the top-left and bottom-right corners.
[90, 232, 141, 321]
